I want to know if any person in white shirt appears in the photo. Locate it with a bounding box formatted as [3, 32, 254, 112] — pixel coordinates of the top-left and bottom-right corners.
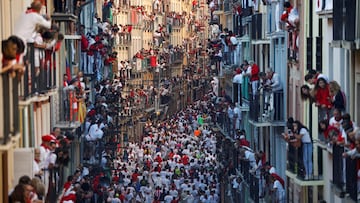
[169, 186, 178, 198]
[271, 176, 285, 203]
[164, 191, 173, 203]
[14, 1, 51, 46]
[33, 148, 43, 178]
[233, 103, 242, 131]
[244, 150, 256, 169]
[293, 120, 313, 180]
[265, 68, 282, 92]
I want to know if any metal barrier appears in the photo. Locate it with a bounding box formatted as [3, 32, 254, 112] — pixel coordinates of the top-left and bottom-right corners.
[333, 145, 345, 190]
[345, 156, 359, 201]
[249, 172, 259, 202]
[287, 144, 305, 178]
[21, 43, 56, 98]
[249, 90, 284, 122]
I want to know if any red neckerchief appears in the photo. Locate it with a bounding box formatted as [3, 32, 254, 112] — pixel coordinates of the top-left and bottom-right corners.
[269, 72, 274, 80]
[25, 9, 38, 14]
[40, 143, 50, 150]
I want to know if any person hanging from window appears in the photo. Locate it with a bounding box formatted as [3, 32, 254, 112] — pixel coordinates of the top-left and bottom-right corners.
[292, 120, 313, 180]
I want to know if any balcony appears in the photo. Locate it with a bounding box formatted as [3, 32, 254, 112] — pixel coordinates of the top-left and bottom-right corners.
[316, 0, 333, 17]
[117, 33, 132, 47]
[20, 43, 57, 100]
[212, 3, 224, 15]
[143, 21, 154, 32]
[286, 144, 326, 187]
[332, 145, 359, 201]
[287, 144, 305, 179]
[172, 18, 184, 29]
[169, 51, 183, 64]
[248, 91, 284, 123]
[52, 0, 79, 22]
[266, 1, 285, 35]
[119, 0, 130, 11]
[238, 158, 270, 202]
[58, 88, 82, 127]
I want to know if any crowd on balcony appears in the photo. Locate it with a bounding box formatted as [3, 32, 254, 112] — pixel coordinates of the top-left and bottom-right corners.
[218, 112, 285, 202]
[230, 60, 283, 122]
[207, 27, 239, 70]
[8, 127, 75, 203]
[285, 69, 360, 192]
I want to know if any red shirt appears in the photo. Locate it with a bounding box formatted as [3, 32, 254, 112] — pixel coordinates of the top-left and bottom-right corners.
[81, 35, 89, 51]
[155, 156, 162, 164]
[131, 172, 139, 182]
[271, 173, 285, 188]
[239, 139, 250, 147]
[250, 63, 259, 82]
[181, 155, 189, 165]
[315, 85, 332, 108]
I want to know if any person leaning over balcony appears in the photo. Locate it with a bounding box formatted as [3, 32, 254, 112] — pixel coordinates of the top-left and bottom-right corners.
[305, 69, 329, 85]
[228, 31, 237, 64]
[79, 25, 89, 73]
[314, 78, 332, 120]
[1, 35, 26, 77]
[292, 120, 313, 180]
[220, 28, 229, 65]
[242, 61, 251, 98]
[14, 1, 51, 47]
[270, 174, 285, 203]
[300, 84, 315, 102]
[342, 132, 360, 194]
[343, 132, 360, 159]
[227, 103, 235, 135]
[342, 113, 359, 149]
[265, 68, 282, 119]
[329, 80, 346, 113]
[265, 68, 282, 92]
[249, 61, 260, 97]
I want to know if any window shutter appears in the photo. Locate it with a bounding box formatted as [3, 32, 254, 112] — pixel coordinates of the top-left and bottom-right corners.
[333, 0, 343, 40]
[315, 37, 322, 72]
[345, 0, 356, 41]
[306, 37, 313, 70]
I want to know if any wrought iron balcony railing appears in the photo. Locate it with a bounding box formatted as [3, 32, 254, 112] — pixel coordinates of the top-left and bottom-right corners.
[21, 43, 57, 99]
[117, 33, 132, 46]
[249, 91, 284, 122]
